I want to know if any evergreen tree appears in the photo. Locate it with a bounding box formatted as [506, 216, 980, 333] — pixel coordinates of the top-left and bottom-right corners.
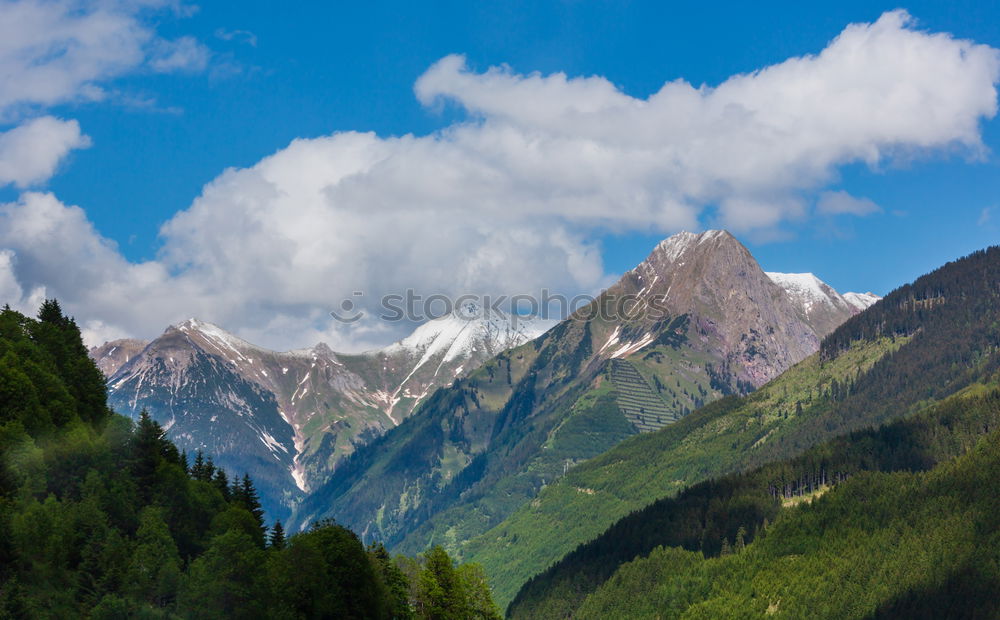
[735, 526, 746, 553]
[212, 467, 230, 500]
[268, 521, 286, 550]
[191, 451, 208, 481]
[237, 474, 265, 542]
[369, 542, 413, 619]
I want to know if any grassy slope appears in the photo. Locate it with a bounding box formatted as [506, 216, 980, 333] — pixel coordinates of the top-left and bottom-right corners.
[465, 337, 903, 606]
[576, 399, 1000, 618]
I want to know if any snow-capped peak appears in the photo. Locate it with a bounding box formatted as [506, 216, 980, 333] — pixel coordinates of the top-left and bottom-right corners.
[383, 305, 553, 364]
[764, 271, 850, 317]
[842, 291, 880, 312]
[766, 273, 881, 317]
[172, 317, 266, 356]
[654, 230, 731, 263]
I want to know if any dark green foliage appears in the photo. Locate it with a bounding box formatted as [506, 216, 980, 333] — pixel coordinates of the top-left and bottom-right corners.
[572, 427, 1000, 618]
[509, 384, 1000, 617]
[369, 542, 412, 619]
[0, 302, 501, 618]
[268, 520, 286, 550]
[415, 546, 501, 620]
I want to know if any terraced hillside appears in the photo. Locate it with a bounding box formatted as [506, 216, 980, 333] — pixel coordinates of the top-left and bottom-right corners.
[608, 359, 677, 432]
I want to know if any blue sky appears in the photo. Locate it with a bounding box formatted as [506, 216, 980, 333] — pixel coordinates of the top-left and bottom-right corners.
[0, 1, 998, 349]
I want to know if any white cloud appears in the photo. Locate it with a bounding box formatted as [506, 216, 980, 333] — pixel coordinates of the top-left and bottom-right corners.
[0, 116, 90, 187]
[1, 10, 998, 351]
[0, 0, 210, 187]
[817, 190, 881, 216]
[149, 35, 211, 73]
[0, 0, 208, 119]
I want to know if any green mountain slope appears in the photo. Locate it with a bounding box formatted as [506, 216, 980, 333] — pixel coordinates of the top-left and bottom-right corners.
[573, 391, 1000, 618]
[467, 245, 1000, 607]
[509, 376, 1000, 617]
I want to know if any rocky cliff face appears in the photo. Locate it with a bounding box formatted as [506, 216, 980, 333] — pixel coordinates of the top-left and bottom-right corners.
[89, 338, 148, 377]
[609, 230, 822, 387]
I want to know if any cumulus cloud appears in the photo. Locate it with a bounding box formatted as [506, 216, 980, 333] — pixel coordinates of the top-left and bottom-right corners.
[0, 0, 210, 118]
[0, 116, 90, 187]
[0, 1, 210, 186]
[1, 10, 998, 350]
[817, 190, 881, 216]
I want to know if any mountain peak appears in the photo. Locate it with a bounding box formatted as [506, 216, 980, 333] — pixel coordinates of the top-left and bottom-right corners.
[652, 229, 735, 263]
[383, 307, 552, 364]
[170, 317, 264, 353]
[842, 291, 881, 311]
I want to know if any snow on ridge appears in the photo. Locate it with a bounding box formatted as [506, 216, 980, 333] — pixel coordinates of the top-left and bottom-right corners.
[765, 271, 846, 315]
[174, 318, 268, 356]
[843, 291, 881, 311]
[380, 306, 553, 362]
[654, 230, 728, 263]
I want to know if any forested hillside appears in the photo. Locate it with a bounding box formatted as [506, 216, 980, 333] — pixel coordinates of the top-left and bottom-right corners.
[0, 302, 501, 618]
[571, 397, 1000, 618]
[467, 245, 1000, 606]
[509, 378, 1000, 617]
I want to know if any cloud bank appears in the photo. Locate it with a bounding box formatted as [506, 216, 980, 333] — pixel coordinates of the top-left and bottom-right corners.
[1, 10, 998, 350]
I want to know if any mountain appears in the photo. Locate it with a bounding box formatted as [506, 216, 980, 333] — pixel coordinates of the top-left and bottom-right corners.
[765, 271, 876, 337]
[96, 309, 550, 520]
[290, 230, 874, 559]
[484, 245, 1000, 611]
[843, 290, 881, 311]
[89, 337, 148, 376]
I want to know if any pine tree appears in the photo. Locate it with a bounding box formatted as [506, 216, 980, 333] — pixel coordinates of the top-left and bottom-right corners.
[238, 474, 266, 542]
[268, 521, 286, 550]
[212, 467, 230, 501]
[130, 410, 169, 502]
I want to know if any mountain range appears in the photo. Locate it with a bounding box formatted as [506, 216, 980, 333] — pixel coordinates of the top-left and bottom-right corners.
[90, 230, 876, 524]
[91, 304, 551, 519]
[286, 230, 876, 551]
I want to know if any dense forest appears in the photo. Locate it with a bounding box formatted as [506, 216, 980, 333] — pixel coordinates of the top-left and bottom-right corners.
[0, 302, 501, 618]
[573, 416, 1000, 618]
